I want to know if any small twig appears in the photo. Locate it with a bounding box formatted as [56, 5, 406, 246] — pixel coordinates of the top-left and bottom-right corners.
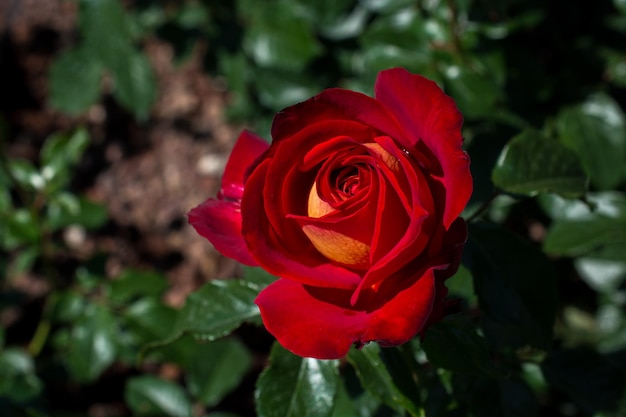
[466, 190, 501, 223]
[28, 296, 53, 357]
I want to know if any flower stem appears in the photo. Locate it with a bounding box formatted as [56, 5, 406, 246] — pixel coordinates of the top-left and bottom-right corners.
[466, 191, 501, 223]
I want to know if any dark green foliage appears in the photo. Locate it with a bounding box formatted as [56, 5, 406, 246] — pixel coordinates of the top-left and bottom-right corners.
[2, 0, 626, 416]
[256, 343, 340, 417]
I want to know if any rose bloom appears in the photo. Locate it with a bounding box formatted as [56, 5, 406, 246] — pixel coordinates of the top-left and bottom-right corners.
[189, 68, 472, 359]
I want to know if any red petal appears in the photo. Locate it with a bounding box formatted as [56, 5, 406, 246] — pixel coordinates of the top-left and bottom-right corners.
[374, 68, 472, 228]
[242, 160, 362, 289]
[271, 89, 405, 144]
[188, 199, 258, 266]
[255, 270, 436, 359]
[424, 217, 468, 326]
[220, 130, 269, 200]
[352, 137, 435, 303]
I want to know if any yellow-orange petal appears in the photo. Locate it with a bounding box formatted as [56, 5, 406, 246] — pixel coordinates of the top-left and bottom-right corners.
[302, 223, 371, 269]
[364, 142, 400, 171]
[305, 182, 370, 269]
[302, 143, 398, 269]
[307, 182, 335, 218]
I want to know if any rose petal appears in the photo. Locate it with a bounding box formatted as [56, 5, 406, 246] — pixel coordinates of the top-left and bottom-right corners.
[255, 269, 436, 359]
[271, 89, 405, 145]
[374, 68, 472, 228]
[242, 159, 362, 289]
[188, 199, 258, 266]
[220, 130, 269, 200]
[266, 120, 373, 240]
[351, 137, 435, 303]
[423, 217, 468, 327]
[291, 193, 378, 269]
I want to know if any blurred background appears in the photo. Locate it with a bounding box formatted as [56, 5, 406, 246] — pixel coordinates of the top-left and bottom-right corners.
[1, 0, 626, 416]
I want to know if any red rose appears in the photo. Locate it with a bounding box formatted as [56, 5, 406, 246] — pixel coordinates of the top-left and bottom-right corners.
[189, 68, 472, 359]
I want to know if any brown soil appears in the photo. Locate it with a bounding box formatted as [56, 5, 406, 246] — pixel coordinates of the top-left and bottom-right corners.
[1, 0, 244, 304]
[1, 1, 260, 415]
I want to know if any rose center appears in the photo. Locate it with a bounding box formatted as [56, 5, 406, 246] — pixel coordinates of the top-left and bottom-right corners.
[334, 167, 360, 197]
[336, 167, 360, 197]
[301, 142, 400, 269]
[304, 180, 371, 269]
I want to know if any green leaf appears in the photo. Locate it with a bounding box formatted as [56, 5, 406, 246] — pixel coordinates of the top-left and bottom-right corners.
[77, 0, 155, 119]
[0, 182, 11, 214]
[444, 66, 502, 119]
[544, 215, 626, 257]
[41, 128, 90, 164]
[125, 375, 192, 417]
[254, 69, 326, 112]
[1, 209, 40, 250]
[318, 4, 369, 40]
[574, 243, 626, 292]
[66, 303, 118, 382]
[294, 0, 356, 30]
[218, 52, 249, 95]
[109, 269, 169, 304]
[541, 348, 626, 414]
[110, 51, 156, 120]
[80, 0, 133, 66]
[0, 348, 43, 402]
[175, 2, 210, 29]
[359, 8, 428, 51]
[347, 344, 423, 417]
[243, 266, 278, 287]
[422, 318, 500, 376]
[452, 375, 539, 417]
[557, 93, 626, 189]
[46, 194, 108, 230]
[357, 44, 433, 80]
[187, 338, 252, 407]
[542, 193, 626, 257]
[124, 298, 178, 344]
[40, 128, 90, 191]
[445, 265, 477, 306]
[7, 159, 43, 191]
[361, 0, 416, 13]
[330, 379, 363, 417]
[492, 129, 587, 197]
[464, 223, 558, 350]
[423, 372, 450, 417]
[379, 346, 423, 411]
[604, 49, 626, 87]
[538, 191, 626, 221]
[8, 246, 39, 277]
[240, 0, 322, 71]
[595, 300, 626, 353]
[49, 47, 103, 114]
[256, 342, 340, 417]
[51, 290, 87, 323]
[162, 278, 265, 344]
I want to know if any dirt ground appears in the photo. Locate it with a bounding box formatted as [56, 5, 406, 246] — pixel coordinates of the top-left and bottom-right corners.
[1, 0, 245, 305]
[1, 1, 268, 415]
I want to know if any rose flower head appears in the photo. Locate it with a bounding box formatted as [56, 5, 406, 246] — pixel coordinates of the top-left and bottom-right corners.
[189, 68, 472, 359]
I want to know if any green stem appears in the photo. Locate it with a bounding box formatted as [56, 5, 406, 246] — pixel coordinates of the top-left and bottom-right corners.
[28, 295, 54, 357]
[466, 191, 501, 223]
[28, 318, 51, 357]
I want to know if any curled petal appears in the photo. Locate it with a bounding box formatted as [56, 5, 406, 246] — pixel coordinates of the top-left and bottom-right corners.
[242, 160, 362, 289]
[272, 89, 406, 145]
[374, 68, 472, 228]
[188, 199, 257, 266]
[256, 270, 436, 359]
[220, 130, 269, 200]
